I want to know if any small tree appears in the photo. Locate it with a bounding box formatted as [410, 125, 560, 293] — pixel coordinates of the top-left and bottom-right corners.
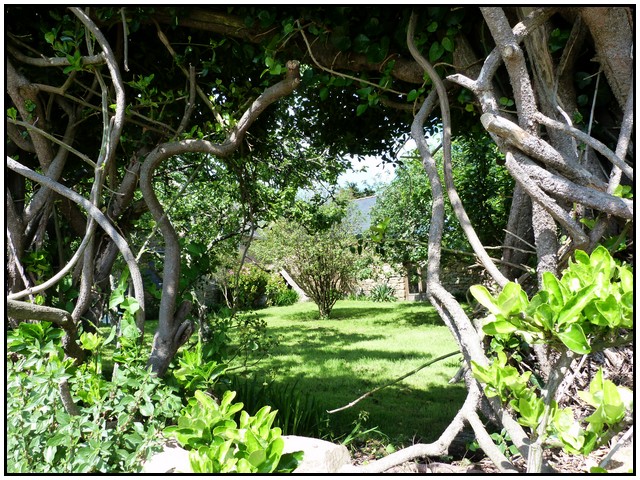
[254, 202, 359, 319]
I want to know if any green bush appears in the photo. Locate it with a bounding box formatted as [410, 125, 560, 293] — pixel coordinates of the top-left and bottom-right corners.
[164, 390, 303, 473]
[234, 264, 271, 310]
[6, 316, 183, 473]
[232, 265, 298, 310]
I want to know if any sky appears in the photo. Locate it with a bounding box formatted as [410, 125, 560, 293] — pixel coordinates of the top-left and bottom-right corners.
[338, 155, 397, 189]
[337, 138, 419, 189]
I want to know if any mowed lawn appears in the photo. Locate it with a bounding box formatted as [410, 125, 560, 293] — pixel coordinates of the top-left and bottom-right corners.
[248, 300, 467, 444]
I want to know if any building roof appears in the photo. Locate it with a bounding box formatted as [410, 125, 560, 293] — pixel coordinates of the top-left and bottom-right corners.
[350, 195, 377, 232]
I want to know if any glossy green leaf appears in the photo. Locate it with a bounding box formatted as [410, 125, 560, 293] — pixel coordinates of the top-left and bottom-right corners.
[556, 284, 597, 326]
[517, 396, 543, 428]
[470, 285, 502, 316]
[248, 448, 267, 467]
[441, 36, 454, 52]
[541, 271, 564, 306]
[557, 323, 590, 354]
[618, 266, 633, 293]
[356, 103, 368, 116]
[601, 381, 625, 424]
[534, 303, 555, 331]
[482, 319, 518, 335]
[594, 294, 620, 327]
[497, 282, 528, 316]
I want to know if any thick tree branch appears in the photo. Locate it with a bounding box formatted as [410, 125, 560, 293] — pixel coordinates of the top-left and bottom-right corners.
[503, 152, 589, 247]
[143, 60, 301, 375]
[6, 156, 146, 328]
[8, 299, 86, 362]
[533, 112, 633, 181]
[6, 59, 55, 169]
[407, 12, 509, 288]
[481, 113, 608, 189]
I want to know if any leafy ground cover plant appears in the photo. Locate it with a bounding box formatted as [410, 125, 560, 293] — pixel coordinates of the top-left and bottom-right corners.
[164, 390, 303, 473]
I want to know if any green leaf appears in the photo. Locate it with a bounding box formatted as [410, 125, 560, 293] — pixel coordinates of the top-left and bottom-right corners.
[428, 41, 444, 63]
[541, 271, 564, 307]
[108, 292, 125, 310]
[496, 282, 528, 316]
[44, 31, 56, 45]
[407, 88, 420, 102]
[618, 266, 633, 293]
[555, 284, 597, 326]
[47, 432, 69, 447]
[557, 323, 590, 354]
[139, 402, 155, 417]
[356, 103, 368, 116]
[470, 285, 502, 316]
[79, 332, 101, 351]
[482, 319, 518, 335]
[518, 396, 543, 428]
[534, 303, 555, 331]
[277, 451, 304, 473]
[470, 361, 493, 385]
[426, 21, 438, 33]
[441, 36, 454, 52]
[43, 445, 57, 464]
[601, 381, 625, 424]
[594, 294, 620, 327]
[319, 87, 329, 101]
[248, 448, 267, 467]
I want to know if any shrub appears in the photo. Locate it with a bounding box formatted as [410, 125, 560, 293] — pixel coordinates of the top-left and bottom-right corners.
[265, 273, 299, 307]
[233, 264, 271, 310]
[6, 316, 183, 473]
[164, 390, 303, 473]
[230, 265, 298, 310]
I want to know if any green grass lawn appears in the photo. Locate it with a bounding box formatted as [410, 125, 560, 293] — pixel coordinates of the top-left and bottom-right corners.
[244, 299, 466, 444]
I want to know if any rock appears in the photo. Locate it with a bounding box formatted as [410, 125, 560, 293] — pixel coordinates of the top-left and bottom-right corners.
[282, 435, 351, 473]
[141, 440, 192, 473]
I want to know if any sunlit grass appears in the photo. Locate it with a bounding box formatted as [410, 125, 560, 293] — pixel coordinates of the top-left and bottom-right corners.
[244, 300, 467, 444]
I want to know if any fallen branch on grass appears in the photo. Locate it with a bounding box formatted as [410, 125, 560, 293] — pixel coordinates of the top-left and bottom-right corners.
[327, 350, 459, 414]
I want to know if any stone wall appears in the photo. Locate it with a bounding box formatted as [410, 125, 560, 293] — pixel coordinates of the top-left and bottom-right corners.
[353, 263, 406, 300]
[355, 257, 486, 301]
[441, 259, 486, 298]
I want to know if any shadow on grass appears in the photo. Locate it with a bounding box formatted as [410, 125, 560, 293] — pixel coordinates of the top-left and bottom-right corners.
[279, 302, 446, 328]
[282, 306, 395, 322]
[238, 366, 467, 443]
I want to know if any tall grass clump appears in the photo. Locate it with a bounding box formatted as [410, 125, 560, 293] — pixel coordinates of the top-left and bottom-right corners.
[222, 375, 328, 438]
